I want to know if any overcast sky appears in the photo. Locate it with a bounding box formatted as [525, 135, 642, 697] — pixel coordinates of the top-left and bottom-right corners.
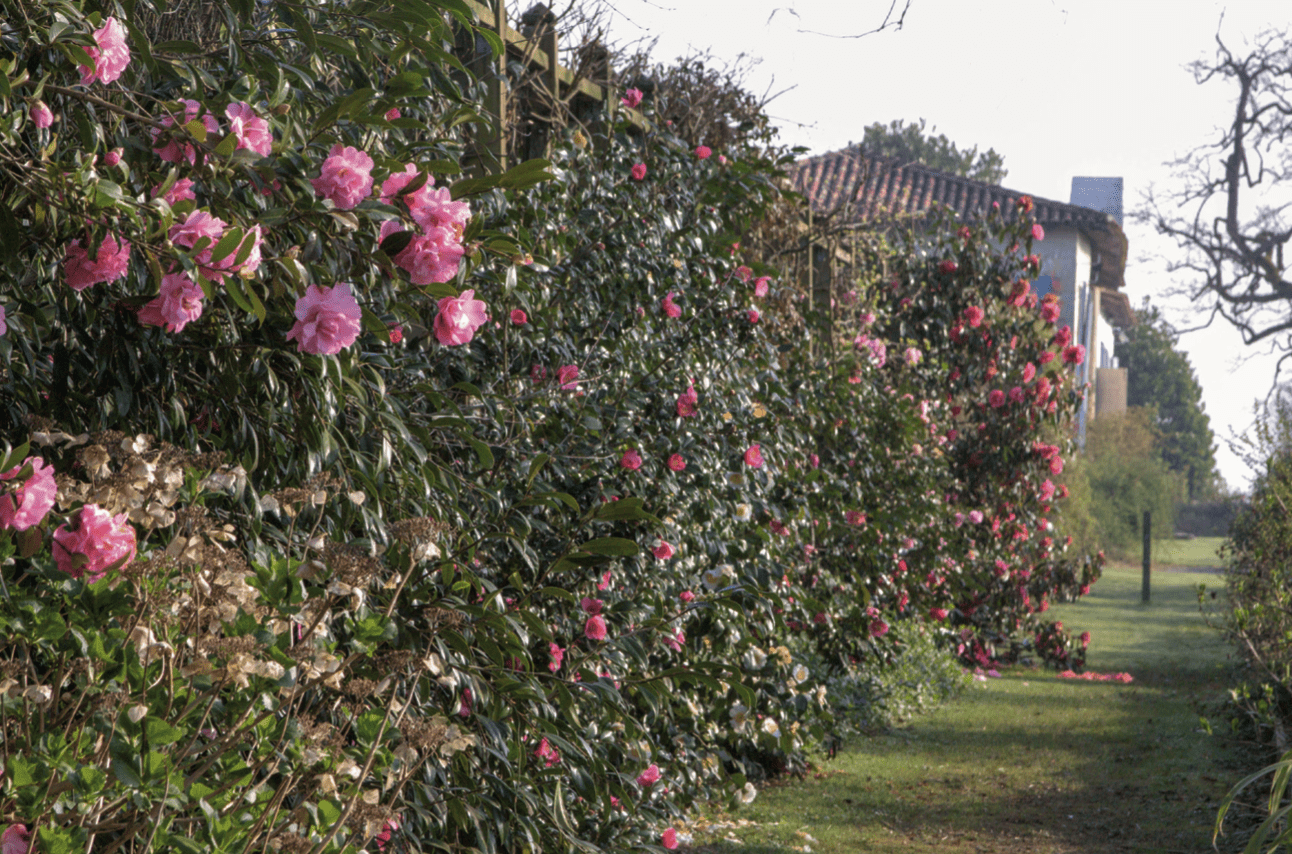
[575, 0, 1289, 492]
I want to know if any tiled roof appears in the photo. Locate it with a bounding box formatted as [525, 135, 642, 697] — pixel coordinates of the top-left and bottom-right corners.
[789, 147, 1127, 288]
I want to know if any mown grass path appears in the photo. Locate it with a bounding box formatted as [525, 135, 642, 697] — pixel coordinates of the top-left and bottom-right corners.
[690, 560, 1241, 854]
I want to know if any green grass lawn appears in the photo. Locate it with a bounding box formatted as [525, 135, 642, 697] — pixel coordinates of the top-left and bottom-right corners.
[1153, 536, 1226, 568]
[685, 567, 1241, 854]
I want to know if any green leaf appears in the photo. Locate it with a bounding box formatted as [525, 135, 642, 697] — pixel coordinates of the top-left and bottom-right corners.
[112, 756, 143, 788]
[183, 119, 208, 143]
[213, 131, 239, 157]
[355, 710, 387, 743]
[526, 453, 550, 488]
[576, 538, 639, 557]
[468, 439, 495, 470]
[144, 718, 186, 746]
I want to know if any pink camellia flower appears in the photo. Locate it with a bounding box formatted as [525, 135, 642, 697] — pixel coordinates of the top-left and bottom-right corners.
[679, 590, 695, 603]
[1080, 631, 1091, 647]
[652, 541, 675, 560]
[905, 347, 922, 366]
[1040, 301, 1061, 323]
[621, 88, 644, 108]
[548, 642, 564, 672]
[385, 107, 402, 121]
[748, 308, 761, 324]
[1032, 223, 1045, 241]
[736, 266, 753, 283]
[0, 457, 57, 531]
[845, 510, 866, 526]
[530, 364, 547, 384]
[1053, 325, 1073, 348]
[152, 177, 196, 206]
[79, 16, 131, 85]
[0, 305, 6, 337]
[557, 364, 579, 390]
[137, 271, 204, 333]
[869, 619, 889, 638]
[718, 154, 728, 165]
[409, 186, 472, 238]
[511, 309, 528, 325]
[388, 324, 404, 343]
[939, 259, 958, 273]
[1008, 386, 1025, 404]
[662, 828, 679, 850]
[1022, 362, 1037, 383]
[809, 453, 820, 469]
[459, 687, 473, 716]
[667, 454, 686, 472]
[168, 210, 230, 277]
[963, 305, 985, 328]
[676, 384, 698, 417]
[53, 504, 136, 582]
[379, 163, 435, 211]
[1, 824, 30, 854]
[534, 736, 561, 767]
[744, 443, 764, 468]
[286, 282, 363, 355]
[662, 292, 682, 318]
[630, 163, 647, 181]
[310, 143, 374, 210]
[637, 764, 661, 786]
[393, 228, 466, 285]
[620, 448, 643, 470]
[434, 290, 488, 346]
[584, 614, 608, 641]
[224, 102, 273, 157]
[64, 235, 130, 291]
[930, 607, 949, 621]
[152, 100, 219, 164]
[988, 389, 1006, 408]
[31, 101, 53, 128]
[695, 145, 711, 159]
[1063, 344, 1086, 365]
[753, 276, 771, 297]
[1040, 479, 1056, 501]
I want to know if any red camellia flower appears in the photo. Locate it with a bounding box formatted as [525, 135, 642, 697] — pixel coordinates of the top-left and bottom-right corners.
[584, 615, 607, 641]
[620, 448, 643, 470]
[939, 259, 958, 273]
[630, 163, 647, 181]
[1032, 223, 1045, 241]
[930, 608, 949, 621]
[662, 828, 679, 850]
[580, 597, 603, 615]
[869, 619, 889, 637]
[748, 308, 760, 323]
[510, 309, 527, 325]
[667, 454, 686, 472]
[636, 764, 661, 786]
[962, 305, 985, 328]
[1018, 195, 1034, 213]
[695, 145, 711, 159]
[652, 541, 675, 560]
[1063, 344, 1086, 365]
[388, 324, 404, 343]
[988, 389, 1006, 408]
[744, 443, 764, 468]
[557, 364, 579, 389]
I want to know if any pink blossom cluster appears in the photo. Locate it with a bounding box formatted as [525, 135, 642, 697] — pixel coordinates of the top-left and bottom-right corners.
[53, 505, 137, 582]
[0, 458, 57, 531]
[79, 17, 131, 85]
[1057, 669, 1132, 683]
[286, 283, 363, 355]
[379, 164, 471, 285]
[64, 235, 130, 291]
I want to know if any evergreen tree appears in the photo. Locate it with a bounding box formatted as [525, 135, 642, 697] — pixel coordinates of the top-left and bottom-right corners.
[859, 118, 1008, 185]
[1116, 304, 1221, 499]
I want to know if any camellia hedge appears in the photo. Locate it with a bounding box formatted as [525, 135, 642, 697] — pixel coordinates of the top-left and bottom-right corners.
[0, 2, 1100, 852]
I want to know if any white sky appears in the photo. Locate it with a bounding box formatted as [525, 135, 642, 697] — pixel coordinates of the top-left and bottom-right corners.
[585, 0, 1292, 493]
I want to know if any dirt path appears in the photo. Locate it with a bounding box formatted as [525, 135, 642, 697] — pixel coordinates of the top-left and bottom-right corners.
[689, 566, 1244, 854]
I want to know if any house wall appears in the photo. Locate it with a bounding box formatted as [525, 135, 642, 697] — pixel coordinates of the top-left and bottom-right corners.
[1034, 225, 1094, 441]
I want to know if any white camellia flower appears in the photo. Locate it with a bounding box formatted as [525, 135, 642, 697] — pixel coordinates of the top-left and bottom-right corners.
[742, 647, 767, 670]
[740, 782, 757, 804]
[729, 702, 751, 733]
[792, 663, 810, 684]
[761, 717, 780, 737]
[734, 502, 752, 520]
[704, 564, 736, 591]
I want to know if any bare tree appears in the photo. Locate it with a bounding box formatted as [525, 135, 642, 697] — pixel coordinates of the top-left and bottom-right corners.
[1138, 27, 1292, 363]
